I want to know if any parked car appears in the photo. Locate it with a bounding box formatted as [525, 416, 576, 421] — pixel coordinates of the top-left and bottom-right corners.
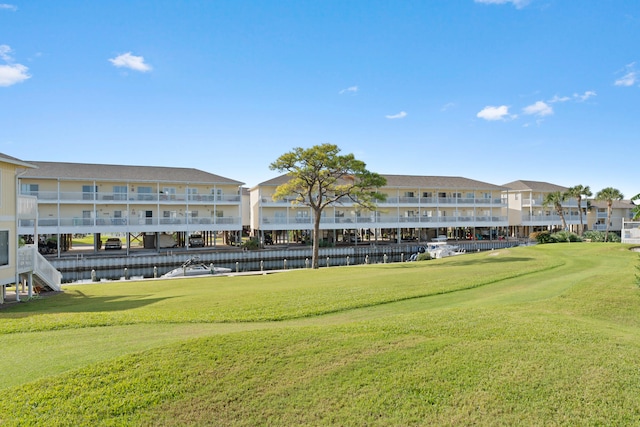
[104, 237, 122, 250]
[189, 233, 204, 247]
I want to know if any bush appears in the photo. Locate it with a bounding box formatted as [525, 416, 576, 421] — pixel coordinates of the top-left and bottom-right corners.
[582, 230, 621, 243]
[550, 231, 582, 243]
[416, 252, 432, 261]
[530, 231, 552, 244]
[242, 238, 260, 250]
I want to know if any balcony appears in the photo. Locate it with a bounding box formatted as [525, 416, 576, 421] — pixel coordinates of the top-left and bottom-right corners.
[378, 197, 506, 206]
[20, 191, 241, 204]
[260, 214, 508, 228]
[19, 215, 241, 232]
[521, 214, 581, 225]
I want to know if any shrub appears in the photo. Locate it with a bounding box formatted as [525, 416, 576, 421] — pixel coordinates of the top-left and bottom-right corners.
[582, 230, 621, 243]
[530, 231, 552, 244]
[550, 231, 582, 243]
[242, 238, 260, 250]
[416, 252, 432, 261]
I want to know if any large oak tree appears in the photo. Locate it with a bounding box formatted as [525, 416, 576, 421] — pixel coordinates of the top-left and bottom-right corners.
[270, 144, 386, 269]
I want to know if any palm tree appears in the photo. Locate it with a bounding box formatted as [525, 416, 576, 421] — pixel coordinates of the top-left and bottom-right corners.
[595, 187, 624, 242]
[566, 185, 592, 235]
[543, 191, 568, 231]
[632, 193, 640, 221]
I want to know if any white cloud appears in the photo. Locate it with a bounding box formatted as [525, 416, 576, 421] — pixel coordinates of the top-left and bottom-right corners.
[0, 64, 30, 86]
[474, 0, 530, 9]
[441, 102, 456, 111]
[615, 72, 637, 87]
[574, 90, 596, 101]
[0, 44, 12, 62]
[615, 63, 637, 87]
[0, 4, 17, 11]
[523, 101, 553, 117]
[548, 95, 571, 103]
[339, 85, 358, 94]
[476, 105, 514, 121]
[108, 52, 152, 72]
[0, 45, 30, 87]
[385, 111, 407, 119]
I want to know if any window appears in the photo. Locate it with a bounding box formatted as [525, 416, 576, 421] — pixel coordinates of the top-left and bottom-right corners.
[404, 191, 414, 198]
[22, 183, 38, 196]
[466, 192, 475, 199]
[438, 192, 446, 198]
[163, 187, 177, 200]
[0, 230, 7, 266]
[82, 185, 96, 200]
[113, 185, 128, 201]
[82, 210, 92, 226]
[422, 192, 432, 198]
[138, 186, 153, 201]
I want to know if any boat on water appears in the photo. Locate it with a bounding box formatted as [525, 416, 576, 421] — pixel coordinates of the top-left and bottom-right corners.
[426, 241, 466, 259]
[162, 257, 232, 278]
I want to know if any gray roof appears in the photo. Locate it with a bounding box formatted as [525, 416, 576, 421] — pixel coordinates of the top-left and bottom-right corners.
[19, 161, 244, 185]
[589, 199, 634, 209]
[502, 180, 568, 193]
[0, 152, 36, 169]
[256, 173, 504, 190]
[382, 174, 504, 190]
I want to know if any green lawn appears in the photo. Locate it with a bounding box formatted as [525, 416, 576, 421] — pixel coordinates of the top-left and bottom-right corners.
[1, 244, 639, 425]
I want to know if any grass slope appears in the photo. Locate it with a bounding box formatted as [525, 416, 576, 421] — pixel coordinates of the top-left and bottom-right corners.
[1, 244, 638, 425]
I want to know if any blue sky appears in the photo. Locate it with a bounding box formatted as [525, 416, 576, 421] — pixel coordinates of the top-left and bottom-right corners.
[1, 0, 638, 197]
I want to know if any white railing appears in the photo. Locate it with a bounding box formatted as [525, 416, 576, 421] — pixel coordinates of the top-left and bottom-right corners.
[20, 191, 241, 204]
[622, 220, 640, 244]
[18, 195, 38, 219]
[261, 215, 508, 226]
[521, 214, 581, 224]
[17, 245, 62, 291]
[29, 216, 241, 228]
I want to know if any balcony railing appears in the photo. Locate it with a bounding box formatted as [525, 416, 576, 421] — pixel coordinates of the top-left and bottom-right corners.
[260, 215, 508, 226]
[521, 214, 581, 224]
[20, 191, 241, 204]
[523, 198, 579, 208]
[262, 196, 507, 207]
[20, 216, 241, 228]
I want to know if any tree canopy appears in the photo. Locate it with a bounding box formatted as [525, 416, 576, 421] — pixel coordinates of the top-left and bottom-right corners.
[632, 193, 640, 221]
[270, 143, 387, 268]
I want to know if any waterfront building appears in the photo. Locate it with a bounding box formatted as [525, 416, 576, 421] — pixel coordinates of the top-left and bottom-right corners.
[18, 161, 244, 254]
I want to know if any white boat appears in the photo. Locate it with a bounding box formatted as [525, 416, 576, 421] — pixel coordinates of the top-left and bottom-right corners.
[162, 257, 231, 278]
[426, 242, 466, 259]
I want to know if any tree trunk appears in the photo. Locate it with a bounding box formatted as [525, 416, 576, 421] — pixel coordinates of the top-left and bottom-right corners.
[556, 203, 567, 231]
[605, 203, 612, 242]
[312, 211, 322, 269]
[577, 200, 584, 235]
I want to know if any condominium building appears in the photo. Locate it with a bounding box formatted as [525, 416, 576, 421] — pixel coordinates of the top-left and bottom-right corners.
[586, 199, 635, 233]
[503, 180, 584, 237]
[250, 174, 509, 244]
[18, 161, 244, 253]
[1, 153, 61, 303]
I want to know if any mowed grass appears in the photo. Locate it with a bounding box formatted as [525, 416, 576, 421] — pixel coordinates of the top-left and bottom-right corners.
[1, 243, 639, 425]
